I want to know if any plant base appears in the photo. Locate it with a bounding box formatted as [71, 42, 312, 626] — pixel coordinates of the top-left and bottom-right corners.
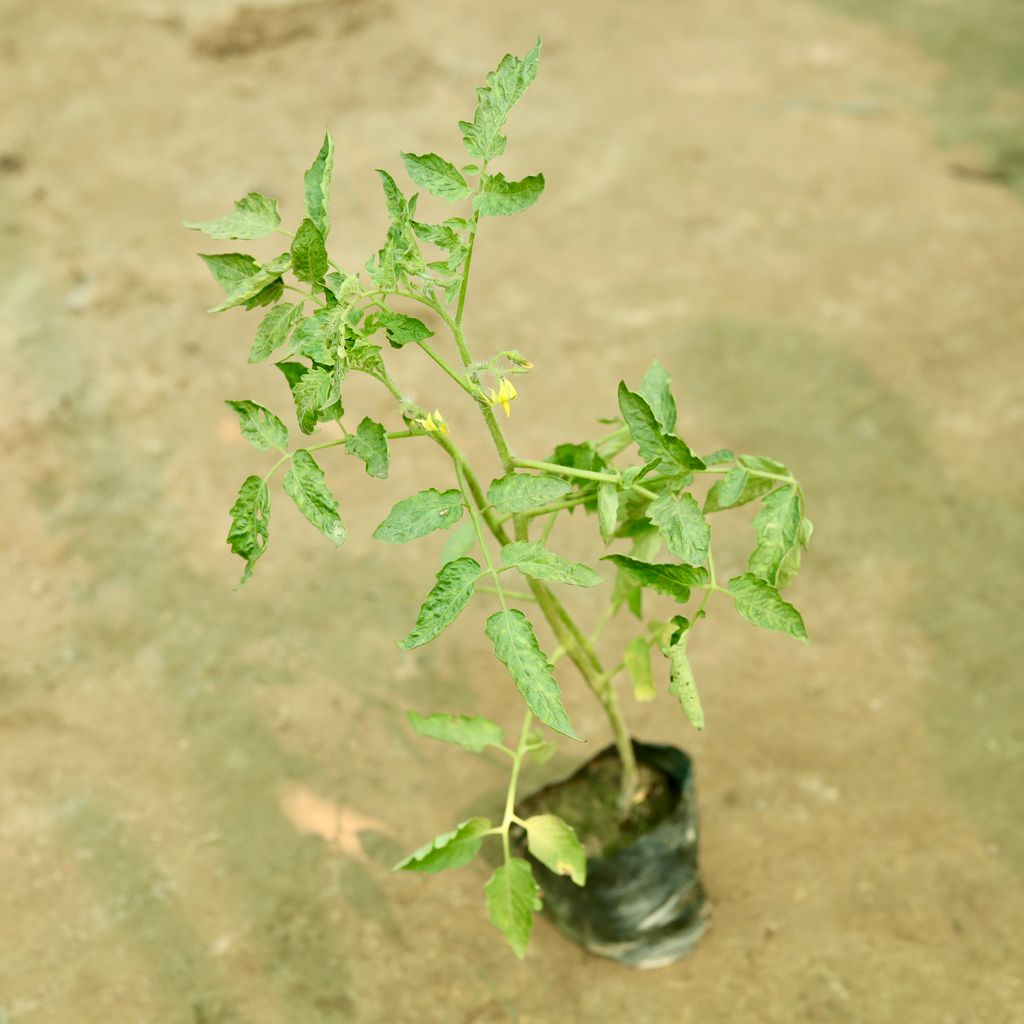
[515, 741, 710, 968]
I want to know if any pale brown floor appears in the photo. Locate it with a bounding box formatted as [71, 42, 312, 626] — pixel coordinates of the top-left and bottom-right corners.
[2, 2, 1022, 1022]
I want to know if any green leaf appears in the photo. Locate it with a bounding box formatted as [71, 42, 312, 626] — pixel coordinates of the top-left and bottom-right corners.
[344, 340, 386, 377]
[639, 359, 677, 433]
[289, 366, 335, 434]
[665, 629, 703, 730]
[624, 636, 655, 701]
[343, 416, 389, 479]
[398, 557, 481, 650]
[186, 192, 281, 239]
[597, 482, 618, 545]
[199, 252, 259, 292]
[249, 302, 301, 363]
[282, 450, 346, 546]
[617, 382, 705, 475]
[411, 220, 463, 250]
[372, 488, 464, 543]
[648, 492, 710, 566]
[376, 169, 408, 224]
[303, 132, 334, 237]
[702, 448, 735, 466]
[460, 39, 542, 162]
[727, 573, 808, 641]
[202, 256, 285, 313]
[224, 400, 289, 452]
[395, 818, 492, 873]
[440, 520, 477, 563]
[474, 172, 545, 217]
[486, 474, 571, 514]
[365, 309, 434, 348]
[400, 152, 472, 201]
[288, 307, 345, 365]
[748, 485, 803, 586]
[524, 814, 586, 886]
[407, 711, 503, 752]
[226, 476, 269, 586]
[602, 554, 707, 603]
[740, 454, 789, 476]
[501, 541, 603, 588]
[290, 217, 329, 285]
[704, 466, 774, 513]
[485, 609, 577, 739]
[485, 858, 542, 959]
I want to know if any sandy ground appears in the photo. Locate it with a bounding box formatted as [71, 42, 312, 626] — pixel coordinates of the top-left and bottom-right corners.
[2, 1, 1023, 1021]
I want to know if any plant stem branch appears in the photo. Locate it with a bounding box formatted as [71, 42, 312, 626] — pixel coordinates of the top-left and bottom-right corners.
[500, 709, 534, 861]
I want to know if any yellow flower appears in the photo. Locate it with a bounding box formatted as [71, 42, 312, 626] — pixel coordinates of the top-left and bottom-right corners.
[416, 409, 448, 435]
[488, 378, 517, 417]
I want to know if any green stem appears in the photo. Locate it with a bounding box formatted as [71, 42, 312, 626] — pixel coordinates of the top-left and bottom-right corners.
[416, 339, 477, 398]
[500, 709, 534, 861]
[512, 513, 639, 808]
[512, 457, 620, 485]
[454, 458, 507, 609]
[456, 207, 481, 327]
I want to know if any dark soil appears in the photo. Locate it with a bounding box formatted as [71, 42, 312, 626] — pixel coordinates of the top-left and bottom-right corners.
[519, 753, 677, 860]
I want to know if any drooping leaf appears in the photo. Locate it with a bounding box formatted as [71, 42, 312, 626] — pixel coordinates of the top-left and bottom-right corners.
[460, 39, 541, 162]
[727, 573, 808, 641]
[395, 818, 492, 873]
[186, 191, 281, 239]
[289, 366, 336, 434]
[597, 482, 618, 545]
[639, 359, 677, 433]
[226, 475, 270, 586]
[485, 609, 577, 738]
[407, 711, 504, 752]
[224, 400, 289, 452]
[486, 474, 572, 514]
[665, 627, 703, 730]
[398, 557, 481, 650]
[501, 542, 603, 588]
[344, 416, 389, 479]
[249, 302, 301, 363]
[282, 449, 346, 545]
[703, 466, 774, 513]
[364, 309, 434, 348]
[748, 485, 803, 587]
[524, 814, 586, 886]
[372, 488, 464, 543]
[290, 217, 329, 285]
[611, 527, 661, 618]
[602, 554, 707, 603]
[485, 857, 542, 959]
[617, 382, 705, 475]
[474, 172, 545, 217]
[400, 152, 472, 201]
[303, 132, 334, 237]
[624, 636, 655, 701]
[647, 492, 710, 566]
[201, 252, 286, 309]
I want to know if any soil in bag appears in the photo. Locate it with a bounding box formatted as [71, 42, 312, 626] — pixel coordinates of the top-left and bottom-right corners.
[514, 741, 710, 968]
